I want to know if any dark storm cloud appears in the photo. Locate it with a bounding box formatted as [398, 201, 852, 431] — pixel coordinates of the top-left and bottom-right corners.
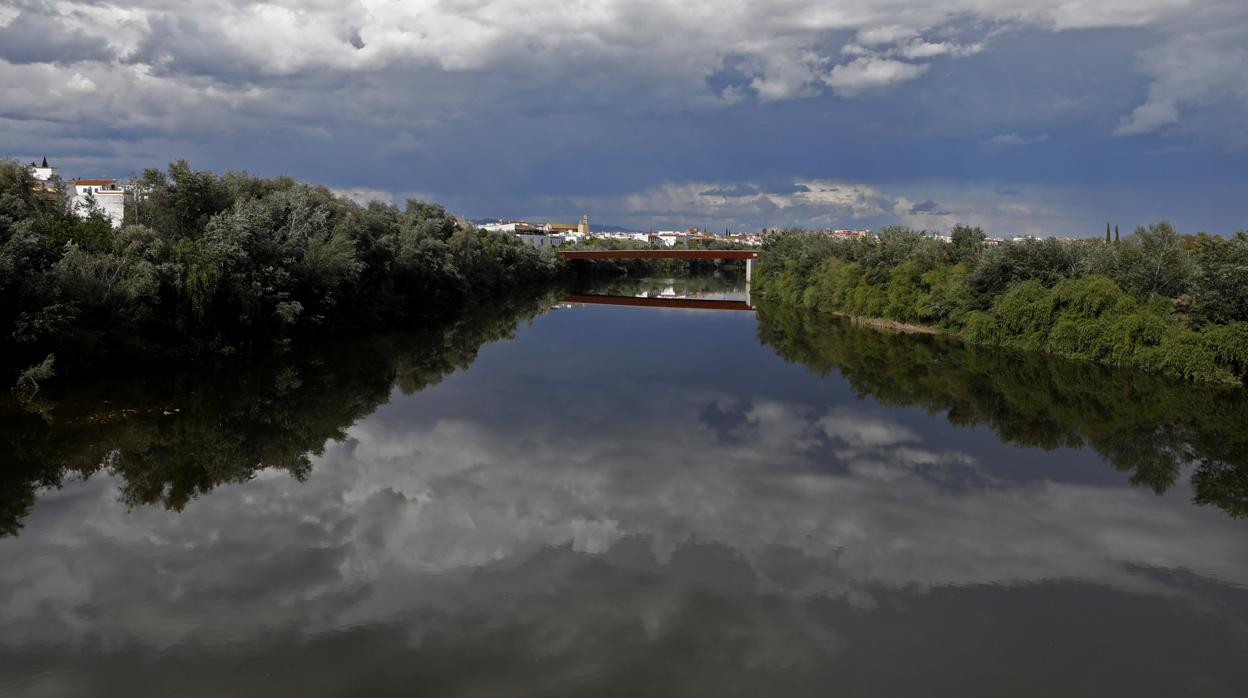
[910, 200, 951, 215]
[1, 0, 1246, 233]
[0, 10, 113, 64]
[124, 14, 269, 83]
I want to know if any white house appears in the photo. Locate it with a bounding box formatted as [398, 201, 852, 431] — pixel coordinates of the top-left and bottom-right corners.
[26, 158, 61, 201]
[72, 178, 125, 228]
[28, 158, 58, 182]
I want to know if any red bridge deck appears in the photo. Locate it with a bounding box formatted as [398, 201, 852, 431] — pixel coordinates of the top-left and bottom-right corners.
[563, 294, 754, 311]
[559, 249, 758, 260]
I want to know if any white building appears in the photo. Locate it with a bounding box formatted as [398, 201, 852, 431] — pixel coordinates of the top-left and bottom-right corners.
[28, 158, 58, 182]
[481, 221, 520, 233]
[72, 178, 125, 228]
[516, 233, 556, 249]
[26, 158, 61, 201]
[653, 232, 688, 247]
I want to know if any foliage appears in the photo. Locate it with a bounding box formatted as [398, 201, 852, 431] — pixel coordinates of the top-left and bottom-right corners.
[13, 354, 55, 399]
[756, 222, 1248, 384]
[1188, 232, 1248, 326]
[1, 159, 567, 383]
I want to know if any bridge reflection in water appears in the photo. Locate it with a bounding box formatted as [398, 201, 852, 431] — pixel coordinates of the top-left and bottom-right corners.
[560, 249, 759, 310]
[562, 294, 754, 312]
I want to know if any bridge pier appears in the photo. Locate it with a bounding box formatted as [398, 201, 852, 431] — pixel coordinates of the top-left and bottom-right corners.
[745, 258, 752, 307]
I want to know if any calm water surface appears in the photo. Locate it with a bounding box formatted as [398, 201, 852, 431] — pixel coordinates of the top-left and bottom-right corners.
[2, 281, 1247, 696]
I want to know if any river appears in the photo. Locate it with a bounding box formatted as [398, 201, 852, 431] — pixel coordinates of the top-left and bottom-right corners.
[2, 278, 1246, 696]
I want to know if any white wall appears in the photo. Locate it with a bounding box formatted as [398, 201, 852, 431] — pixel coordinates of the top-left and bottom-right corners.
[72, 192, 125, 228]
[481, 222, 519, 232]
[516, 234, 553, 248]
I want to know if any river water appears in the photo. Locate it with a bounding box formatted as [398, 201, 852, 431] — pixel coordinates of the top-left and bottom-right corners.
[2, 279, 1247, 696]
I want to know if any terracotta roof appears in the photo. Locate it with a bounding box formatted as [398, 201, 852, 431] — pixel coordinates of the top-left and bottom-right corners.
[74, 178, 117, 186]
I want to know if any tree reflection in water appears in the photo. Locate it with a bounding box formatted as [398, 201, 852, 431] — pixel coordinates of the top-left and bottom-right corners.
[755, 301, 1248, 519]
[4, 288, 1246, 539]
[0, 290, 561, 536]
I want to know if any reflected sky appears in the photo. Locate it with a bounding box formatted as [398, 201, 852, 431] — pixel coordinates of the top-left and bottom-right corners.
[2, 302, 1247, 696]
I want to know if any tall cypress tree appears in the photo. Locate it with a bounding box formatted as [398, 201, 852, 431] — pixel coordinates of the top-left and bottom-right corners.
[1106, 223, 1111, 242]
[1115, 225, 1120, 242]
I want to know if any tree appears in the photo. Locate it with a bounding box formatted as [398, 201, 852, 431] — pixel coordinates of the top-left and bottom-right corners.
[1, 160, 568, 385]
[951, 224, 986, 264]
[1115, 221, 1194, 300]
[1190, 232, 1248, 325]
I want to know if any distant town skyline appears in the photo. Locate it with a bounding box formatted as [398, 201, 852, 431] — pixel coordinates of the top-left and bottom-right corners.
[2, 1, 1246, 235]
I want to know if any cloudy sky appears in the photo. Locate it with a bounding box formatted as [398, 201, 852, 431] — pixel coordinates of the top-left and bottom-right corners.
[2, 0, 1246, 234]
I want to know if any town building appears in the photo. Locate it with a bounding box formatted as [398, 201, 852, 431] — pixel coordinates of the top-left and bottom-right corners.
[651, 232, 686, 247]
[517, 234, 557, 249]
[26, 158, 62, 201]
[28, 157, 58, 182]
[72, 178, 125, 228]
[825, 228, 870, 240]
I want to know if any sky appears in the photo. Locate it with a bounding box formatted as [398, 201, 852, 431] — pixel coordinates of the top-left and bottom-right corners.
[2, 0, 1246, 235]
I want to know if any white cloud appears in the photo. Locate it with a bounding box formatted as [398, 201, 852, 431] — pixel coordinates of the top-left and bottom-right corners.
[1115, 29, 1248, 136]
[855, 24, 920, 46]
[896, 40, 984, 60]
[592, 178, 900, 230]
[554, 177, 1096, 235]
[981, 132, 1050, 146]
[824, 56, 929, 96]
[66, 73, 96, 92]
[1, 0, 1234, 116]
[331, 187, 396, 206]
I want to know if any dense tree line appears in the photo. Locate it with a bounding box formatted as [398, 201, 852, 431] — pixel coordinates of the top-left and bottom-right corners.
[756, 224, 1248, 384]
[1, 159, 565, 384]
[757, 303, 1248, 518]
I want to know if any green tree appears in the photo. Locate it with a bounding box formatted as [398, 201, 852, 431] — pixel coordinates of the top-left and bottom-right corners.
[951, 224, 986, 264]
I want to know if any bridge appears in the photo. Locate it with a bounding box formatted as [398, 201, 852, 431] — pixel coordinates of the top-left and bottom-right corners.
[561, 294, 754, 312]
[558, 249, 760, 311]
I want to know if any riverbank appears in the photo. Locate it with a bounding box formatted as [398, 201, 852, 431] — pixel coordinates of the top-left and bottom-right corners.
[755, 227, 1248, 385]
[825, 311, 939, 335]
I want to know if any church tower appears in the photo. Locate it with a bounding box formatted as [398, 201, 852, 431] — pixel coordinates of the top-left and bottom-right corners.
[579, 214, 589, 235]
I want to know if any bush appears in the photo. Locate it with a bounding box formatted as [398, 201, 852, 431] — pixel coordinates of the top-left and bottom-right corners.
[755, 225, 1247, 385]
